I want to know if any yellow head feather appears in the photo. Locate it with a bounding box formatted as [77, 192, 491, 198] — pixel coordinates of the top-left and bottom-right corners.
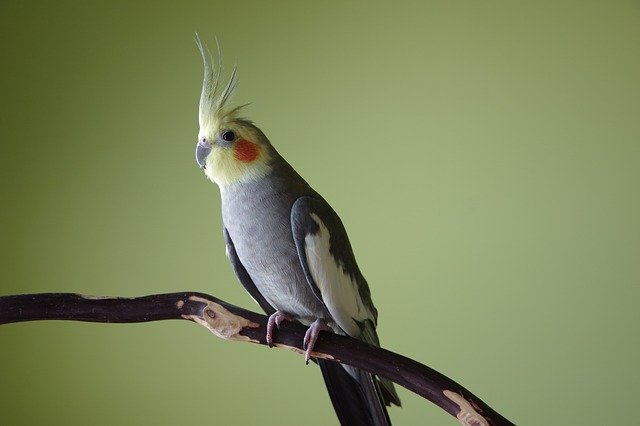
[195, 34, 272, 187]
[195, 34, 242, 133]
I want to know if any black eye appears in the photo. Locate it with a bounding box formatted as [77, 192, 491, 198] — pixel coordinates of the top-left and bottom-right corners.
[221, 130, 236, 142]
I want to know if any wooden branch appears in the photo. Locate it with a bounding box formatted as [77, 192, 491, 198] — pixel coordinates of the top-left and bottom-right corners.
[0, 292, 514, 426]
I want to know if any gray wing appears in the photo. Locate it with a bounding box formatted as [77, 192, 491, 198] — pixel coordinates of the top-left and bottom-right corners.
[290, 196, 378, 339]
[224, 227, 275, 316]
[291, 196, 401, 410]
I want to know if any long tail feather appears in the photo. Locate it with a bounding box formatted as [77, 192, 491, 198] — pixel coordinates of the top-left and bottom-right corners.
[318, 359, 392, 426]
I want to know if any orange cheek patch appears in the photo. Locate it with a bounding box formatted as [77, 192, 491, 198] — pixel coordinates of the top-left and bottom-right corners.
[234, 139, 260, 163]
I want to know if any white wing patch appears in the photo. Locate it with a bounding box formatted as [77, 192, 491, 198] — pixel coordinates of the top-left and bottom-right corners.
[304, 213, 373, 337]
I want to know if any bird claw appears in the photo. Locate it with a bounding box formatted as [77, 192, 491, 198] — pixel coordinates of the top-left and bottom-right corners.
[266, 311, 293, 347]
[303, 319, 331, 364]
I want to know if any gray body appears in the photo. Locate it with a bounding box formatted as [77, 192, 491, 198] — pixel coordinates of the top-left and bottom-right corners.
[221, 158, 331, 327]
[218, 145, 400, 426]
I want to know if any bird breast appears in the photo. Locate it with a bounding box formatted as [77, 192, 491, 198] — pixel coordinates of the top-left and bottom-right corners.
[221, 182, 329, 324]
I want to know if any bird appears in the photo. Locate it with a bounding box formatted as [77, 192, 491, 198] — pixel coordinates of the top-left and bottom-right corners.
[193, 36, 401, 426]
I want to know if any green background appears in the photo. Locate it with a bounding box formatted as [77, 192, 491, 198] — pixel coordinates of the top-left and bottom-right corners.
[1, 1, 639, 424]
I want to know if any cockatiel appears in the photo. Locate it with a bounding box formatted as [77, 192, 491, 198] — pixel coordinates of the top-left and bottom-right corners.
[193, 37, 400, 426]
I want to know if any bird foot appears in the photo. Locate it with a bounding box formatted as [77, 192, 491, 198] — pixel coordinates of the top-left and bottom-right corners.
[303, 318, 332, 364]
[266, 311, 293, 347]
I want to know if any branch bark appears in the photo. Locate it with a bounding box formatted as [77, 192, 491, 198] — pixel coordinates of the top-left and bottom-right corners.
[0, 292, 514, 426]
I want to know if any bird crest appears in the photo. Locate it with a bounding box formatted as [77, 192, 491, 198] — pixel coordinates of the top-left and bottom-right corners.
[195, 34, 246, 133]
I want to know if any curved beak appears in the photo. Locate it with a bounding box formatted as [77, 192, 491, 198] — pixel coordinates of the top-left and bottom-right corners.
[195, 140, 211, 168]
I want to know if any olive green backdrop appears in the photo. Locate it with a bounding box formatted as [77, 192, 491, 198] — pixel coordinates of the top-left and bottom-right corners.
[1, 1, 638, 425]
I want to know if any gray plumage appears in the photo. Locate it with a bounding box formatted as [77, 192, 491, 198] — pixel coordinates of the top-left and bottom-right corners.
[194, 35, 400, 425]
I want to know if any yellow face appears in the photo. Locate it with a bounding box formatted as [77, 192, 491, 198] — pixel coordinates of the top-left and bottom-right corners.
[198, 119, 272, 187]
